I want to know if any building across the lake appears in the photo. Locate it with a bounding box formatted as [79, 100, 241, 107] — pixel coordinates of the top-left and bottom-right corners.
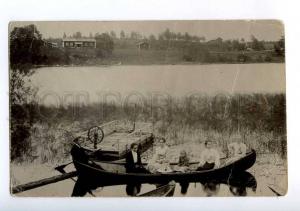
[136, 41, 150, 50]
[62, 38, 96, 48]
[43, 40, 58, 48]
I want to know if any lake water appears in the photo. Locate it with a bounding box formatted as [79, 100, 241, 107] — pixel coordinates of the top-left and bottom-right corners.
[30, 64, 285, 105]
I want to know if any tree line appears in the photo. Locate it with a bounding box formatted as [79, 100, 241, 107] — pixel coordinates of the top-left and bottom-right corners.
[103, 28, 282, 52]
[58, 27, 284, 53]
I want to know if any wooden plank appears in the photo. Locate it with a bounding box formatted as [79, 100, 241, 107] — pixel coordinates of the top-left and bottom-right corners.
[11, 171, 78, 194]
[95, 160, 200, 166]
[96, 156, 227, 166]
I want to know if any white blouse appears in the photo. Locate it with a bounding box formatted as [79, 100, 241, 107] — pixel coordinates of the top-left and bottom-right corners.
[199, 148, 220, 168]
[153, 145, 169, 161]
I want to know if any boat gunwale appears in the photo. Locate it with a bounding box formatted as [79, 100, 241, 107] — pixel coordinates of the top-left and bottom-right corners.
[73, 149, 256, 177]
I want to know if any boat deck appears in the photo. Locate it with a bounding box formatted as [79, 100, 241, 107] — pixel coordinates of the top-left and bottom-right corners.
[83, 131, 153, 152]
[74, 120, 154, 153]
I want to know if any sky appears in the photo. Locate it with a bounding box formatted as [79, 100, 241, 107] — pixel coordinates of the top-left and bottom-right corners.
[9, 20, 284, 41]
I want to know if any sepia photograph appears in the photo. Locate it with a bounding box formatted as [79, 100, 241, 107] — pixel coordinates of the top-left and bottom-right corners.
[9, 20, 286, 197]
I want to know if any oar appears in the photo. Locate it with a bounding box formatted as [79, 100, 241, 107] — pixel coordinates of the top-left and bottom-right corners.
[54, 162, 76, 182]
[54, 162, 95, 197]
[12, 171, 78, 194]
[54, 161, 73, 174]
[268, 186, 282, 196]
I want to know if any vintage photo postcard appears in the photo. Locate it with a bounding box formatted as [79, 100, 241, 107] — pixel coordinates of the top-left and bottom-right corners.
[9, 20, 286, 197]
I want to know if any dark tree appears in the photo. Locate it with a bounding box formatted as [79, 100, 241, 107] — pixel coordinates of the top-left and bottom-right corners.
[177, 32, 183, 40]
[149, 34, 156, 41]
[192, 35, 200, 42]
[73, 32, 82, 38]
[10, 24, 44, 70]
[120, 30, 125, 39]
[95, 33, 114, 57]
[250, 35, 265, 51]
[199, 36, 206, 42]
[184, 32, 191, 41]
[130, 31, 138, 40]
[274, 36, 285, 56]
[10, 24, 43, 160]
[163, 28, 172, 40]
[109, 31, 116, 39]
[158, 34, 164, 41]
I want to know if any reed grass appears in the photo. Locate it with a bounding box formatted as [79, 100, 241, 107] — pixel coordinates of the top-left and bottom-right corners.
[11, 93, 286, 164]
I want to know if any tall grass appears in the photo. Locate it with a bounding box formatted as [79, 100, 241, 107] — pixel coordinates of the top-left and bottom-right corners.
[11, 93, 286, 163]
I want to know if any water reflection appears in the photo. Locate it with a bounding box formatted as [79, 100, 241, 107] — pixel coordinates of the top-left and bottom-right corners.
[72, 171, 256, 197]
[178, 171, 257, 197]
[201, 181, 220, 197]
[179, 182, 189, 195]
[227, 171, 257, 196]
[126, 183, 141, 196]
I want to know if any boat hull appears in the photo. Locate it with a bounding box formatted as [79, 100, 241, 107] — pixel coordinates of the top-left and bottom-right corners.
[72, 150, 256, 185]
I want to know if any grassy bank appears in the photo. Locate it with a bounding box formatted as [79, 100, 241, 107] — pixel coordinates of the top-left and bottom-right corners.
[11, 93, 286, 164]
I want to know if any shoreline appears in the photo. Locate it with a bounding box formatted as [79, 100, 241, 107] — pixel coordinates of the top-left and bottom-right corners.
[33, 61, 285, 69]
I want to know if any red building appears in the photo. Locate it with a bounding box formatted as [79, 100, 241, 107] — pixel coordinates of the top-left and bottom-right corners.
[62, 38, 96, 48]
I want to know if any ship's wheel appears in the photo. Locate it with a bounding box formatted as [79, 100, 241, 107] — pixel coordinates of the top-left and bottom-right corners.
[88, 126, 104, 149]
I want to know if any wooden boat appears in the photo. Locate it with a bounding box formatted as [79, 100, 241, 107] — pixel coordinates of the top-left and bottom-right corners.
[72, 149, 256, 185]
[138, 181, 176, 197]
[72, 120, 154, 161]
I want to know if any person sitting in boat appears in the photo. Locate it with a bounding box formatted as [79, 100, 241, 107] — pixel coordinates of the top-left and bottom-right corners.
[227, 134, 247, 163]
[125, 143, 149, 173]
[147, 138, 172, 173]
[174, 150, 190, 172]
[197, 139, 220, 171]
